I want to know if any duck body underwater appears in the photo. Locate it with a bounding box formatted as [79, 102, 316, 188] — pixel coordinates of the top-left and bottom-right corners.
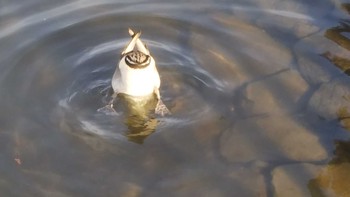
[104, 29, 170, 116]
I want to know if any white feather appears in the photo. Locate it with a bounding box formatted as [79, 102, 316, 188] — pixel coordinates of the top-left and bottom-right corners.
[112, 56, 160, 97]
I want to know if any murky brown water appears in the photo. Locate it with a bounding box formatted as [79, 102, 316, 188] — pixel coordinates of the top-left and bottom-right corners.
[1, 0, 350, 196]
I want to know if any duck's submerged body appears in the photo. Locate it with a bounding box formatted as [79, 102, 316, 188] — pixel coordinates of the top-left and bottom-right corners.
[115, 93, 158, 144]
[117, 93, 158, 116]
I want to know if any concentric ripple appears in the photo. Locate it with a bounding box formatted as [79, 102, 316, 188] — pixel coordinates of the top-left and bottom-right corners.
[0, 1, 310, 143]
[0, 4, 249, 142]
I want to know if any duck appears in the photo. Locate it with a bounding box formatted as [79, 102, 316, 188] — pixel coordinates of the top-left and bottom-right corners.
[108, 28, 170, 116]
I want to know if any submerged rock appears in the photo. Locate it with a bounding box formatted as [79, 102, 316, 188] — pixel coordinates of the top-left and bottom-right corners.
[256, 1, 322, 38]
[294, 27, 350, 85]
[273, 140, 350, 197]
[243, 69, 308, 115]
[210, 14, 293, 82]
[309, 163, 350, 197]
[295, 35, 342, 85]
[220, 115, 328, 163]
[148, 166, 267, 197]
[307, 140, 350, 196]
[272, 163, 323, 197]
[308, 76, 350, 122]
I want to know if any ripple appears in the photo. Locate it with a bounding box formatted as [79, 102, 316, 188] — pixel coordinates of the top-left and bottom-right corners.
[0, 2, 306, 142]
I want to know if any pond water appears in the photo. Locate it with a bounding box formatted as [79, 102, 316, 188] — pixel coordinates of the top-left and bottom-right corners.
[1, 0, 350, 196]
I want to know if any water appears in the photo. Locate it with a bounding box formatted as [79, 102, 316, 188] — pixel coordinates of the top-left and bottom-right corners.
[1, 0, 350, 196]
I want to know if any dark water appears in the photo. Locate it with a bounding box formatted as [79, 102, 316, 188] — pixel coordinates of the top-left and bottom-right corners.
[1, 0, 350, 196]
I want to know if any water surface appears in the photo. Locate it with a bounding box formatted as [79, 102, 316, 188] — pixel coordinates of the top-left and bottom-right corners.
[1, 0, 350, 196]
